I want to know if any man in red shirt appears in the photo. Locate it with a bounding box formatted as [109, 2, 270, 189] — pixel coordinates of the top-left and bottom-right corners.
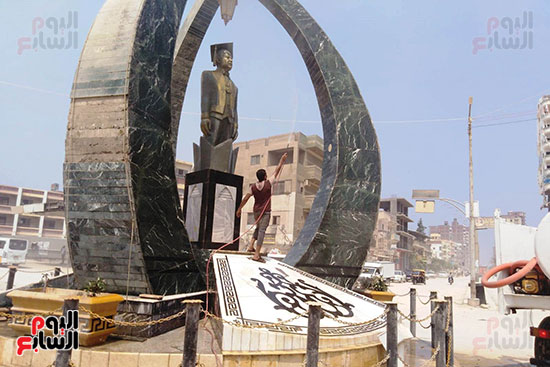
[236, 153, 288, 262]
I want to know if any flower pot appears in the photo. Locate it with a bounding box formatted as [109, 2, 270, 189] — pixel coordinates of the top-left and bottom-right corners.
[361, 290, 395, 302]
[8, 287, 124, 346]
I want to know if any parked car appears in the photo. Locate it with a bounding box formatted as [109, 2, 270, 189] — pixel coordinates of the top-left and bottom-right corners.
[393, 270, 406, 283]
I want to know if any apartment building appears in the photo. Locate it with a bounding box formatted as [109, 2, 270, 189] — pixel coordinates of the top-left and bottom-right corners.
[233, 132, 323, 252]
[429, 218, 469, 248]
[0, 184, 65, 239]
[175, 160, 192, 206]
[377, 197, 414, 271]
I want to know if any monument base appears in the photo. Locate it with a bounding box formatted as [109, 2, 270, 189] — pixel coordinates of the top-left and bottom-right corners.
[183, 169, 243, 251]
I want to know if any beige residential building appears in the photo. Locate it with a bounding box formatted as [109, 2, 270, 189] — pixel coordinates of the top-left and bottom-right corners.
[175, 160, 193, 206]
[233, 132, 323, 252]
[366, 210, 395, 262]
[0, 184, 65, 239]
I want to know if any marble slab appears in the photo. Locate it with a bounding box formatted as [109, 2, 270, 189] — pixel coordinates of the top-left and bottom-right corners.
[213, 253, 386, 338]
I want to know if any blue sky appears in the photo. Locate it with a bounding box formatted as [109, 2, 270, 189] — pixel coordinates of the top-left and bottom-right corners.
[1, 1, 548, 264]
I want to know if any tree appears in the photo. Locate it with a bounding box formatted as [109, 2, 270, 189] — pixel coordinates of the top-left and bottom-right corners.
[417, 218, 426, 234]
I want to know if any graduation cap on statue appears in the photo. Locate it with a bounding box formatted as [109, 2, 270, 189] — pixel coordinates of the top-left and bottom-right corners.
[210, 43, 233, 65]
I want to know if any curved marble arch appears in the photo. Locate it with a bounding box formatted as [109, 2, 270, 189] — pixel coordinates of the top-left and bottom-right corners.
[64, 0, 379, 295]
[173, 0, 381, 288]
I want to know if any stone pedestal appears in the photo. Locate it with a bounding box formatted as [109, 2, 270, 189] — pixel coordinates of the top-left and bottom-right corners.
[183, 169, 242, 251]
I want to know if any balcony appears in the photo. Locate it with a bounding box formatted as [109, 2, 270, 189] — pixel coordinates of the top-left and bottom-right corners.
[304, 194, 316, 208]
[303, 164, 322, 180]
[0, 225, 13, 235]
[0, 186, 18, 196]
[16, 226, 39, 236]
[42, 228, 65, 238]
[0, 205, 12, 214]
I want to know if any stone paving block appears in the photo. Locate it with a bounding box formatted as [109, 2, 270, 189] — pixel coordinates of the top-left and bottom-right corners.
[109, 351, 139, 367]
[138, 353, 170, 367]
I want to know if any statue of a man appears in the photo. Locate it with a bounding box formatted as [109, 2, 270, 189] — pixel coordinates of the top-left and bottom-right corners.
[201, 43, 238, 145]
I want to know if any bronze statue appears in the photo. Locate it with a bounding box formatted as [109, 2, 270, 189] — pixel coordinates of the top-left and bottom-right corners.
[193, 43, 239, 173]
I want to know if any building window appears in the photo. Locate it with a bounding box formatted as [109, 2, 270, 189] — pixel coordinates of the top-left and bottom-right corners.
[18, 217, 30, 227]
[273, 181, 289, 195]
[177, 169, 188, 177]
[273, 216, 280, 225]
[44, 220, 56, 229]
[0, 196, 9, 205]
[247, 213, 256, 225]
[0, 216, 6, 225]
[250, 155, 260, 165]
[22, 199, 32, 205]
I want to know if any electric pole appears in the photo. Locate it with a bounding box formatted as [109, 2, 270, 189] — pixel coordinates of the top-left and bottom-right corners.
[468, 96, 479, 306]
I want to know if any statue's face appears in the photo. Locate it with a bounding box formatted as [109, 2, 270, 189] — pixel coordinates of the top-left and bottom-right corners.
[216, 50, 233, 71]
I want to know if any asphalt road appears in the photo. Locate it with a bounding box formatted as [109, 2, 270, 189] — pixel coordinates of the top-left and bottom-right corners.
[389, 276, 549, 367]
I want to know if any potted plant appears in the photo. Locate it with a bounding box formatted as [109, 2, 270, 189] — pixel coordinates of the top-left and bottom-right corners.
[354, 275, 395, 302]
[7, 277, 124, 346]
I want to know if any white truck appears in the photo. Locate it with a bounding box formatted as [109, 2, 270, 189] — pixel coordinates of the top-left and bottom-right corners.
[361, 261, 395, 282]
[484, 210, 550, 365]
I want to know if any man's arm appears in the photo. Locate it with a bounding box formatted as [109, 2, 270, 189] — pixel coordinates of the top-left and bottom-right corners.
[236, 192, 252, 218]
[269, 152, 288, 182]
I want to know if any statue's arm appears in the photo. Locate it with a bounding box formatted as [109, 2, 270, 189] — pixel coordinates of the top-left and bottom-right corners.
[201, 72, 212, 135]
[232, 87, 238, 139]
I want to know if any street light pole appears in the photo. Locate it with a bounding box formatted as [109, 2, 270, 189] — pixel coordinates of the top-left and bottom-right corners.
[468, 96, 479, 306]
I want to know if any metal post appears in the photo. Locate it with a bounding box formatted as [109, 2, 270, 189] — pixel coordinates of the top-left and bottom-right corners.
[306, 302, 322, 367]
[445, 296, 454, 367]
[182, 300, 202, 367]
[430, 291, 437, 348]
[434, 300, 447, 367]
[6, 266, 17, 290]
[55, 298, 79, 367]
[410, 288, 416, 337]
[54, 267, 61, 277]
[467, 96, 479, 306]
[386, 303, 398, 367]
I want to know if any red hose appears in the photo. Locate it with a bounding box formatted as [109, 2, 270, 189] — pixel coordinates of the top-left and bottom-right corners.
[481, 257, 538, 288]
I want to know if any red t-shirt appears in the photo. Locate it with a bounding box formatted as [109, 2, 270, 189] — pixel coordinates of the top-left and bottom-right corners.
[251, 180, 271, 213]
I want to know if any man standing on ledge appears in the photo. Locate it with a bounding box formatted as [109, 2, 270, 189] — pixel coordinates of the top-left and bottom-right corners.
[236, 152, 288, 262]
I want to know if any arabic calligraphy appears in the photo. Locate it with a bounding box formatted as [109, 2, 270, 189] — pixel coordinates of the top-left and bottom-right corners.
[251, 267, 355, 318]
[17, 12, 78, 55]
[16, 311, 79, 356]
[472, 11, 533, 55]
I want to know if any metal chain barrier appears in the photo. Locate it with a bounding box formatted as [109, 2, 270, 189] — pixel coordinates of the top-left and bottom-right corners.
[322, 307, 389, 327]
[0, 307, 63, 321]
[397, 304, 440, 323]
[17, 268, 58, 274]
[79, 305, 186, 327]
[203, 309, 306, 329]
[393, 290, 411, 297]
[417, 295, 432, 305]
[371, 353, 390, 367]
[418, 319, 432, 329]
[398, 346, 440, 367]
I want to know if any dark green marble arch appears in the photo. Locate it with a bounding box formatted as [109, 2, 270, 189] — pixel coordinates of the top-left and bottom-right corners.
[64, 0, 380, 294]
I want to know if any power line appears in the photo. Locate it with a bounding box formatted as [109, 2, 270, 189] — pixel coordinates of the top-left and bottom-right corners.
[471, 118, 535, 129]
